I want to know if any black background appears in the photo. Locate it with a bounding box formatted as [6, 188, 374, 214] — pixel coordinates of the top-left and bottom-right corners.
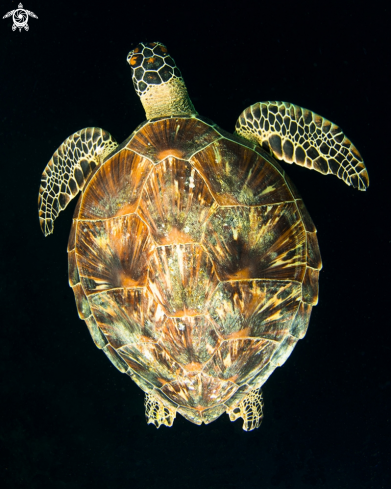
[1, 0, 389, 487]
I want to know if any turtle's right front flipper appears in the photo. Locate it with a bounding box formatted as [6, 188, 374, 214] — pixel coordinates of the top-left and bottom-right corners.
[38, 128, 118, 236]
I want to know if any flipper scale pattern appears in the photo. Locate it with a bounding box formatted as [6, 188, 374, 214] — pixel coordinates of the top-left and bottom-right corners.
[38, 127, 118, 236]
[235, 101, 369, 190]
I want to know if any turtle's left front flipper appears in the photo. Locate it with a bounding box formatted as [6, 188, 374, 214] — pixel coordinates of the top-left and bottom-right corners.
[235, 101, 369, 190]
[38, 128, 118, 236]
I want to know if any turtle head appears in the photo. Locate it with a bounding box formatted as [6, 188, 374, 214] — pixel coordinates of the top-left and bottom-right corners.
[127, 42, 197, 120]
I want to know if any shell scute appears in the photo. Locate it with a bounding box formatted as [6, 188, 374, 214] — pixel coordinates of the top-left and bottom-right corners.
[137, 157, 216, 245]
[79, 150, 153, 220]
[208, 280, 302, 341]
[204, 338, 277, 385]
[158, 315, 220, 368]
[76, 215, 153, 294]
[161, 374, 238, 413]
[191, 138, 293, 206]
[88, 289, 166, 349]
[203, 204, 306, 281]
[126, 117, 220, 163]
[147, 244, 219, 317]
[118, 341, 186, 388]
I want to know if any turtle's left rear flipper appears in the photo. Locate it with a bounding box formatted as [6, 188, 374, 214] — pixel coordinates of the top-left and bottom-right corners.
[235, 101, 369, 191]
[38, 128, 117, 236]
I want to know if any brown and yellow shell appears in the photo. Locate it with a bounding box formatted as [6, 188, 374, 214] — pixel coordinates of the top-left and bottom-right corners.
[67, 116, 322, 426]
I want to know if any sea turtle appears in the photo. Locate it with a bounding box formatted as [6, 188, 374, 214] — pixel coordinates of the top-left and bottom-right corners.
[38, 42, 369, 431]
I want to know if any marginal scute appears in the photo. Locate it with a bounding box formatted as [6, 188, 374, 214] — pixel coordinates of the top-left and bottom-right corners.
[161, 373, 238, 413]
[128, 368, 155, 394]
[247, 361, 276, 389]
[85, 315, 108, 349]
[72, 192, 83, 218]
[67, 219, 77, 252]
[270, 334, 298, 367]
[68, 249, 79, 287]
[103, 343, 129, 373]
[290, 302, 312, 339]
[195, 404, 227, 425]
[302, 267, 320, 305]
[306, 231, 322, 270]
[178, 402, 226, 426]
[223, 383, 254, 409]
[296, 199, 316, 232]
[72, 283, 91, 319]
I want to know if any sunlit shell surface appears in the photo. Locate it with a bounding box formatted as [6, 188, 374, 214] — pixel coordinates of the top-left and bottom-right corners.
[67, 116, 321, 426]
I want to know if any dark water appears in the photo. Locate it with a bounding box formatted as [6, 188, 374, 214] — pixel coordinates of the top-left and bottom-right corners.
[1, 0, 389, 488]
